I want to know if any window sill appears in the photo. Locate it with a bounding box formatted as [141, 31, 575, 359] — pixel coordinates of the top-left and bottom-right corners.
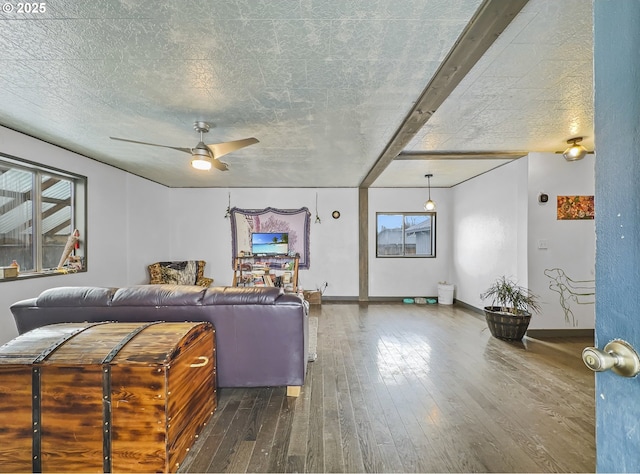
[0, 268, 86, 282]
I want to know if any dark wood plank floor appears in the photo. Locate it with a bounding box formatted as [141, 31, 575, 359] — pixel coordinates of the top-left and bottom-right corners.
[180, 302, 595, 473]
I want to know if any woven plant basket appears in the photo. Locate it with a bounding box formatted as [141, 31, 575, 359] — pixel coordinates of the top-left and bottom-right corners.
[484, 306, 532, 341]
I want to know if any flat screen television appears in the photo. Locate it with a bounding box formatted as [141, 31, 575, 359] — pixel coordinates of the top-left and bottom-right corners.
[251, 232, 288, 255]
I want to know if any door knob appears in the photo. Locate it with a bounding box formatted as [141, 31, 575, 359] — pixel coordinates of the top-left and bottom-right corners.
[582, 339, 640, 377]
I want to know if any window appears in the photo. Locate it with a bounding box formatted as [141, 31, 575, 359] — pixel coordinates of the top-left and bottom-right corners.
[0, 154, 86, 278]
[376, 212, 435, 257]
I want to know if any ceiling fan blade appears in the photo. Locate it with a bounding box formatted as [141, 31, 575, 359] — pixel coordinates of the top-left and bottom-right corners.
[207, 137, 259, 159]
[110, 136, 192, 154]
[211, 159, 229, 171]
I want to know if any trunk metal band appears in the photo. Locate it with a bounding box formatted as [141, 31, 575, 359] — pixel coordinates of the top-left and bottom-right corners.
[101, 321, 163, 473]
[31, 367, 41, 473]
[31, 322, 108, 472]
[33, 322, 109, 364]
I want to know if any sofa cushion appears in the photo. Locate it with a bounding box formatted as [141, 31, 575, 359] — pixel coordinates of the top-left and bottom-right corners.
[148, 260, 211, 286]
[149, 261, 201, 285]
[195, 259, 206, 281]
[195, 277, 214, 287]
[167, 261, 198, 284]
[112, 285, 207, 306]
[203, 286, 284, 305]
[36, 286, 117, 307]
[147, 262, 163, 284]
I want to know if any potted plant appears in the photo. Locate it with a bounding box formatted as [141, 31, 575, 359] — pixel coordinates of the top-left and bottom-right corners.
[480, 276, 541, 341]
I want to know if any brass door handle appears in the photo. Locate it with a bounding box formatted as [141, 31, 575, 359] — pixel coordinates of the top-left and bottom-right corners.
[582, 340, 640, 377]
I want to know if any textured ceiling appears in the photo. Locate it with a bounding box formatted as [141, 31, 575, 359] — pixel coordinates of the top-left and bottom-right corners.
[0, 0, 593, 188]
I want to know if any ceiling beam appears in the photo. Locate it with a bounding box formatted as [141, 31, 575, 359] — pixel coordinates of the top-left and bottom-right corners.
[359, 0, 530, 188]
[396, 151, 527, 161]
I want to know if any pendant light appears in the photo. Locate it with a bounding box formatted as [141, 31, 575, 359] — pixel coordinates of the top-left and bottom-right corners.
[424, 173, 436, 211]
[563, 137, 588, 161]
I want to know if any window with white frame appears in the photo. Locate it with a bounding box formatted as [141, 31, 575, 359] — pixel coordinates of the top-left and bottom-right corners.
[0, 154, 86, 277]
[376, 212, 436, 257]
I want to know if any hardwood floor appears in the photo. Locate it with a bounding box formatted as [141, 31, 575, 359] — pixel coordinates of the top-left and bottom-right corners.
[180, 303, 595, 473]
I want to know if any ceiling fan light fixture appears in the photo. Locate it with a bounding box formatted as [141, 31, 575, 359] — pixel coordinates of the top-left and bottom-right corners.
[563, 137, 588, 161]
[423, 173, 436, 211]
[191, 157, 212, 170]
[191, 146, 213, 170]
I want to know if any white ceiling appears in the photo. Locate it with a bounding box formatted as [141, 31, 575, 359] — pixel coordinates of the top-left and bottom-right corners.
[0, 0, 593, 189]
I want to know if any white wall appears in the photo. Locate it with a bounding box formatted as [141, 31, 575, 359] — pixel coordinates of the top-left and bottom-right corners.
[451, 158, 529, 309]
[125, 174, 172, 284]
[527, 152, 595, 329]
[451, 153, 596, 331]
[0, 126, 171, 345]
[168, 187, 454, 299]
[169, 187, 360, 297]
[368, 187, 452, 298]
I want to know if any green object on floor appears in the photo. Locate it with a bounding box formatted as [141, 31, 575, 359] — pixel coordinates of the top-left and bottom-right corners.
[427, 298, 437, 304]
[403, 298, 415, 304]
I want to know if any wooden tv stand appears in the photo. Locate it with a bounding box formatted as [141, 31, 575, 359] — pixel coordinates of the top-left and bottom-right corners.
[232, 255, 299, 293]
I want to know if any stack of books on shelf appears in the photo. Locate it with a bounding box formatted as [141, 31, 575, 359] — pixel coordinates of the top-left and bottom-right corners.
[251, 269, 266, 286]
[236, 259, 295, 289]
[262, 274, 275, 287]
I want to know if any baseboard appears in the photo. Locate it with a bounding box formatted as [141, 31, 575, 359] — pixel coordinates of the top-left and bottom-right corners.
[451, 301, 594, 338]
[453, 299, 483, 315]
[321, 296, 440, 303]
[320, 296, 360, 303]
[526, 328, 595, 338]
[366, 296, 438, 303]
[323, 296, 467, 305]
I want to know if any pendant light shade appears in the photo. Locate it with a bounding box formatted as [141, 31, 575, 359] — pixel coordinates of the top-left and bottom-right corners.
[424, 199, 436, 211]
[563, 137, 588, 161]
[424, 173, 436, 211]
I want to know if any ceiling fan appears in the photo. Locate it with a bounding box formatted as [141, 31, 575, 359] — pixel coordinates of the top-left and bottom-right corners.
[110, 121, 258, 171]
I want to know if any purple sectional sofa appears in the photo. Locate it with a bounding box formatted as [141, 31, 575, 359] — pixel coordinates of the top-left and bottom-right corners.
[10, 285, 308, 394]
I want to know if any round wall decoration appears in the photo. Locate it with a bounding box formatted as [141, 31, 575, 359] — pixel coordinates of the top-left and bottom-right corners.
[332, 210, 341, 219]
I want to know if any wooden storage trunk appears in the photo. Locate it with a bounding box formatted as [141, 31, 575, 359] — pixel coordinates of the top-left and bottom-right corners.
[0, 321, 216, 473]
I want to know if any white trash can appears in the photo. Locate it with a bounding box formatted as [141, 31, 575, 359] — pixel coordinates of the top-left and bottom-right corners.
[437, 283, 455, 305]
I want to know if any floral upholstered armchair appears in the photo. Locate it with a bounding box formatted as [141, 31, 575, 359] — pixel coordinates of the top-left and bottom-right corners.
[147, 260, 213, 287]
